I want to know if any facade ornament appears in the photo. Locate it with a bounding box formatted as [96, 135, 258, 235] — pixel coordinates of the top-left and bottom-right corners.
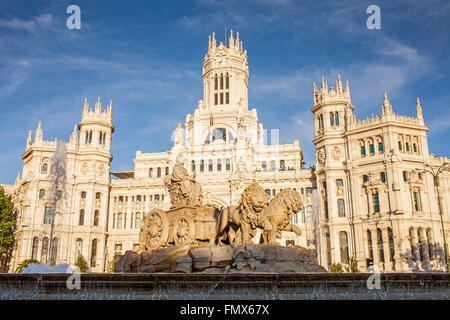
[316, 148, 326, 164]
[331, 146, 342, 160]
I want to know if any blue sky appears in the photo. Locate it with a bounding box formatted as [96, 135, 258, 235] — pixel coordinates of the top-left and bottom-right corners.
[0, 0, 449, 184]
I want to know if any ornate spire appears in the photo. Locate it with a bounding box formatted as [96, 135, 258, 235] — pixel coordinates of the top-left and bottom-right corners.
[14, 172, 21, 186]
[229, 29, 234, 48]
[336, 75, 343, 93]
[382, 92, 393, 115]
[26, 130, 32, 148]
[416, 97, 423, 120]
[70, 124, 78, 145]
[236, 32, 240, 50]
[34, 121, 42, 143]
[95, 96, 101, 113]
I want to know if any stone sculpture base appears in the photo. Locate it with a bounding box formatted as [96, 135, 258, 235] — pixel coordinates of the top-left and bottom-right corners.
[114, 244, 327, 273]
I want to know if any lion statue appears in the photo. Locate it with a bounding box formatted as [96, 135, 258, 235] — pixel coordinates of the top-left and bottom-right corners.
[215, 182, 303, 244]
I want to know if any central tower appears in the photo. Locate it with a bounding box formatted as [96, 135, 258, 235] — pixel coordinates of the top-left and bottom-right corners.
[202, 31, 249, 112]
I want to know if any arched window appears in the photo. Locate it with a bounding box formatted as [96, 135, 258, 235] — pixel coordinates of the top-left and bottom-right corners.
[200, 160, 204, 172]
[265, 189, 271, 196]
[337, 199, 345, 217]
[96, 192, 101, 199]
[165, 167, 169, 176]
[149, 168, 153, 178]
[81, 191, 86, 199]
[377, 229, 384, 263]
[339, 231, 349, 264]
[135, 212, 141, 229]
[369, 143, 375, 155]
[330, 112, 335, 126]
[280, 160, 285, 170]
[336, 179, 343, 187]
[205, 128, 234, 144]
[155, 194, 160, 201]
[99, 132, 103, 145]
[41, 162, 48, 173]
[398, 141, 403, 151]
[405, 142, 410, 152]
[94, 210, 99, 226]
[378, 141, 384, 153]
[413, 143, 418, 153]
[157, 167, 161, 178]
[39, 189, 45, 199]
[191, 160, 195, 172]
[31, 237, 39, 260]
[334, 112, 340, 126]
[360, 142, 366, 156]
[367, 230, 373, 260]
[79, 209, 85, 225]
[41, 237, 49, 263]
[90, 239, 97, 268]
[117, 213, 123, 229]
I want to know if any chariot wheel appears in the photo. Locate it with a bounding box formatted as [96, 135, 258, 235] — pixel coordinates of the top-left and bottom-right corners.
[173, 216, 196, 245]
[140, 209, 169, 250]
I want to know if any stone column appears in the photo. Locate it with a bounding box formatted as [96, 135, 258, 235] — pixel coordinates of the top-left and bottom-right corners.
[419, 228, 431, 271]
[382, 228, 392, 271]
[410, 227, 420, 270]
[371, 228, 380, 267]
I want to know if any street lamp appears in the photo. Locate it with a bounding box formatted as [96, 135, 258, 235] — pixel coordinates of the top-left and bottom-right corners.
[417, 162, 449, 273]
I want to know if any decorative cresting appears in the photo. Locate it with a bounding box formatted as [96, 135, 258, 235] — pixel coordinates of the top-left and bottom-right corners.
[139, 166, 305, 250]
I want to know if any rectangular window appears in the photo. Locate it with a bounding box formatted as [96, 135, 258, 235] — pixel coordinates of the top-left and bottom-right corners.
[369, 144, 375, 154]
[44, 207, 53, 224]
[378, 142, 384, 152]
[220, 92, 223, 104]
[413, 191, 421, 211]
[398, 141, 402, 151]
[79, 209, 85, 226]
[380, 172, 386, 183]
[217, 159, 222, 171]
[225, 75, 229, 89]
[372, 193, 380, 213]
[200, 160, 204, 172]
[337, 199, 345, 217]
[209, 160, 213, 171]
[214, 93, 218, 105]
[226, 159, 231, 171]
[225, 92, 229, 104]
[220, 76, 223, 89]
[262, 161, 267, 171]
[191, 161, 195, 172]
[157, 167, 161, 178]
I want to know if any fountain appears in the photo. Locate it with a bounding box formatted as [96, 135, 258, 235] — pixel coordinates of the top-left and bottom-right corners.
[47, 139, 68, 266]
[311, 189, 322, 266]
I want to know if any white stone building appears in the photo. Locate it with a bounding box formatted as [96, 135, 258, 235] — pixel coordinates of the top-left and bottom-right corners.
[3, 31, 449, 273]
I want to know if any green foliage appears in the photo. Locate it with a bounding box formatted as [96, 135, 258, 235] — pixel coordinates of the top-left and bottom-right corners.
[15, 259, 40, 273]
[74, 255, 89, 273]
[344, 257, 360, 273]
[0, 186, 16, 254]
[106, 259, 117, 273]
[330, 262, 344, 273]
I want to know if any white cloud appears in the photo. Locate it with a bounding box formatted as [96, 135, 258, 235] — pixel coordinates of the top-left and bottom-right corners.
[0, 14, 53, 31]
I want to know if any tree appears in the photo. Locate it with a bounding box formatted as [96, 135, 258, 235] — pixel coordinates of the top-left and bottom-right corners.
[74, 255, 89, 273]
[106, 259, 116, 273]
[15, 259, 40, 273]
[330, 262, 344, 272]
[0, 186, 17, 272]
[344, 257, 360, 273]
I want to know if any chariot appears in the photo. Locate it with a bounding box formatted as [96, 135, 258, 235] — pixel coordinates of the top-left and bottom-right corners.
[139, 206, 218, 250]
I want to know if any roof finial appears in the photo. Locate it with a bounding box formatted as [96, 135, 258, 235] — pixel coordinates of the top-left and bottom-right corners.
[416, 97, 423, 120]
